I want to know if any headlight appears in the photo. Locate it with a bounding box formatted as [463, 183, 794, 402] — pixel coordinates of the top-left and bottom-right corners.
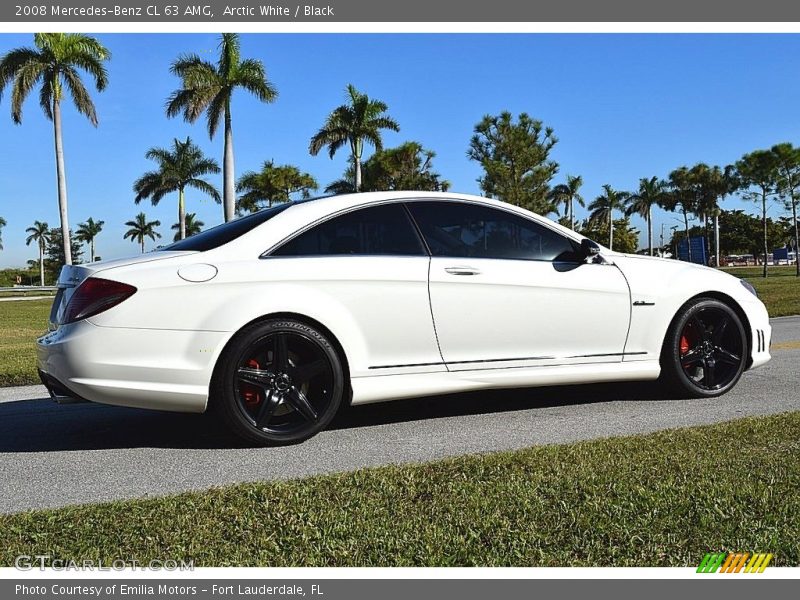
[740, 279, 758, 297]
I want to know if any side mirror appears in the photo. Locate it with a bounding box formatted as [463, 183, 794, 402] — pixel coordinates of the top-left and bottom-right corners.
[580, 238, 602, 260]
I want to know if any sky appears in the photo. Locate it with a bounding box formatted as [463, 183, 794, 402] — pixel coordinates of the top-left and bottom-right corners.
[2, 33, 800, 267]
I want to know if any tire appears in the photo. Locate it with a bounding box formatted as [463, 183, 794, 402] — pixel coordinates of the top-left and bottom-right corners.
[661, 298, 748, 398]
[212, 319, 345, 445]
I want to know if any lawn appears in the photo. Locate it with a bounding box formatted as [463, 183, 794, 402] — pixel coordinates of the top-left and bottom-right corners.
[0, 299, 50, 386]
[0, 290, 55, 298]
[721, 265, 800, 317]
[0, 411, 797, 567]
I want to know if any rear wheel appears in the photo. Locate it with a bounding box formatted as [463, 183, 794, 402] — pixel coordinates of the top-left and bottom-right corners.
[661, 298, 748, 397]
[213, 319, 345, 445]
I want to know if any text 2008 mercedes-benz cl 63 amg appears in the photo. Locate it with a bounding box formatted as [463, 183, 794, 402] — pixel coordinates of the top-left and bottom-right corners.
[38, 192, 771, 444]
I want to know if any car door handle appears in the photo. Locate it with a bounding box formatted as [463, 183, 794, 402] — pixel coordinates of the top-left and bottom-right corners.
[445, 266, 481, 276]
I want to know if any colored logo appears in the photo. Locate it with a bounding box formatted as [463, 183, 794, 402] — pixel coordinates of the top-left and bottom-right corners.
[697, 552, 773, 573]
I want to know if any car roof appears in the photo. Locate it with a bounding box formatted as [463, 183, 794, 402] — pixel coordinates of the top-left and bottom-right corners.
[216, 191, 586, 258]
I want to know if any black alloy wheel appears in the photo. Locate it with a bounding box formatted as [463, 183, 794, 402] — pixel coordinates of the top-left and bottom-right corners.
[662, 298, 748, 397]
[214, 319, 345, 445]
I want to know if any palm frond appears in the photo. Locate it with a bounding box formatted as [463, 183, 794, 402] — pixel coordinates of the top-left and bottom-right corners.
[218, 33, 241, 78]
[187, 178, 222, 203]
[205, 89, 227, 139]
[9, 60, 45, 123]
[61, 65, 99, 125]
[0, 47, 44, 100]
[235, 58, 277, 103]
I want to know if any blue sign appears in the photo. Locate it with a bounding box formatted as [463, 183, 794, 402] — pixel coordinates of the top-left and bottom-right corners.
[773, 247, 789, 261]
[677, 236, 707, 265]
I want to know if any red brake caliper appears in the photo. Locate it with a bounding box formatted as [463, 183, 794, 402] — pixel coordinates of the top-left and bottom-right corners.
[680, 323, 696, 357]
[680, 333, 691, 355]
[242, 359, 263, 406]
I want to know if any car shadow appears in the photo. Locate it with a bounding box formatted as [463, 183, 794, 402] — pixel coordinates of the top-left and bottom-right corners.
[0, 381, 679, 453]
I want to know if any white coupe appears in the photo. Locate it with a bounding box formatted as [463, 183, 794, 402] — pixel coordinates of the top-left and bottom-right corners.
[37, 192, 772, 444]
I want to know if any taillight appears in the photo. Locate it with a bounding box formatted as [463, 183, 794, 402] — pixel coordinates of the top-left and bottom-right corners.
[63, 277, 137, 324]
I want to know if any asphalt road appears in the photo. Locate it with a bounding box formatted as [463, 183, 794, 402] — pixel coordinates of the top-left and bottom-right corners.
[2, 316, 799, 515]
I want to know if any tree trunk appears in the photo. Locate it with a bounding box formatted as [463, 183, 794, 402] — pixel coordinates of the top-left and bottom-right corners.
[141, 238, 145, 254]
[608, 211, 614, 251]
[179, 188, 186, 240]
[568, 199, 574, 231]
[223, 105, 235, 222]
[52, 99, 72, 266]
[714, 213, 720, 268]
[90, 239, 95, 262]
[684, 211, 691, 262]
[762, 192, 768, 278]
[38, 245, 44, 287]
[793, 197, 799, 277]
[647, 206, 653, 256]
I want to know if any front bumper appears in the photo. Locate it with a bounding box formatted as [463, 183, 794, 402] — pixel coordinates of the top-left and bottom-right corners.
[37, 320, 228, 413]
[745, 298, 772, 370]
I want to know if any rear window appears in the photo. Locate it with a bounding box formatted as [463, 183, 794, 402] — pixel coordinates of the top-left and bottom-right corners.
[271, 204, 426, 257]
[160, 204, 291, 252]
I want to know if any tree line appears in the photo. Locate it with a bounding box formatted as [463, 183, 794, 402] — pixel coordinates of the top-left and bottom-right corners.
[1, 33, 798, 284]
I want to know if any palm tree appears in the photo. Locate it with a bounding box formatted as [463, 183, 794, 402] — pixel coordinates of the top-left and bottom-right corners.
[0, 216, 6, 250]
[75, 217, 104, 262]
[625, 177, 666, 256]
[133, 137, 220, 240]
[171, 212, 204, 242]
[25, 220, 50, 286]
[0, 33, 111, 265]
[309, 84, 400, 192]
[166, 33, 277, 223]
[236, 161, 318, 212]
[663, 166, 700, 262]
[588, 185, 629, 251]
[548, 174, 584, 230]
[124, 213, 161, 254]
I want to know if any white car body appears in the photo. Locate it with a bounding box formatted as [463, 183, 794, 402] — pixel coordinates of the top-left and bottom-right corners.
[37, 191, 772, 414]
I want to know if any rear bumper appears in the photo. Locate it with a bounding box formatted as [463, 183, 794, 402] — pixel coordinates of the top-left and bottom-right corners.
[37, 320, 228, 413]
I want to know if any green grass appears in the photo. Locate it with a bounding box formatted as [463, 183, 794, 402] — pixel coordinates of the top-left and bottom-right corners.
[0, 299, 50, 386]
[1, 412, 797, 567]
[0, 291, 55, 298]
[721, 265, 800, 317]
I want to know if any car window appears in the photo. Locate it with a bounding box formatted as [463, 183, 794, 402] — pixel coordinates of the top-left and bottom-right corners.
[271, 203, 427, 257]
[161, 203, 291, 252]
[407, 201, 580, 262]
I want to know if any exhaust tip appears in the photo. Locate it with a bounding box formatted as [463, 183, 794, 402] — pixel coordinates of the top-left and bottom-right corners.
[38, 370, 89, 405]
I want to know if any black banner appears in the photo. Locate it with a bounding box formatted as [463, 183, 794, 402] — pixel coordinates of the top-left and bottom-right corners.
[4, 0, 800, 22]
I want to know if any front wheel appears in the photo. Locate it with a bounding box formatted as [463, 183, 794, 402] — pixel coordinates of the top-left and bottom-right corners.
[213, 319, 345, 445]
[661, 298, 748, 398]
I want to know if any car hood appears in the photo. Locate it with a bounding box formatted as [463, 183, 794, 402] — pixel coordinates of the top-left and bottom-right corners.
[608, 251, 721, 275]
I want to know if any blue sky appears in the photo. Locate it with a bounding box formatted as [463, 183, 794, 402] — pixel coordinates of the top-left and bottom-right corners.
[1, 33, 800, 267]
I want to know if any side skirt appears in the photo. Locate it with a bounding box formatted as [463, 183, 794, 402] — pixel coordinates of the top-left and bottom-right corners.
[350, 360, 662, 405]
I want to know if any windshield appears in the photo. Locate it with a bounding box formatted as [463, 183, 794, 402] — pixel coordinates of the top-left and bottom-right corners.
[159, 204, 291, 252]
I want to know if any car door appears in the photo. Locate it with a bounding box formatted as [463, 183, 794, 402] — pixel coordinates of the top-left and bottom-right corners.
[268, 202, 443, 376]
[406, 200, 631, 371]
